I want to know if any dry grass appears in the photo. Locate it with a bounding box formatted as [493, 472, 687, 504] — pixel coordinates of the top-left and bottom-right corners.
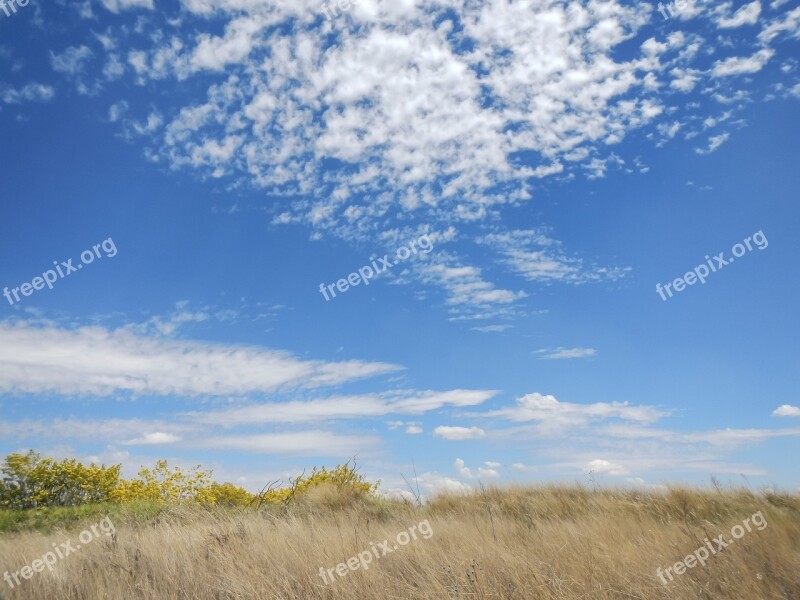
[1, 484, 799, 599]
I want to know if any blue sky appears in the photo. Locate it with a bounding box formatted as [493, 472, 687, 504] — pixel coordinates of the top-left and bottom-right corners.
[0, 0, 799, 497]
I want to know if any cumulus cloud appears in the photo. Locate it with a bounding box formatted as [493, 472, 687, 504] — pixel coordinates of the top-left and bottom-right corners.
[712, 49, 774, 77]
[454, 458, 499, 478]
[773, 404, 800, 417]
[716, 0, 762, 28]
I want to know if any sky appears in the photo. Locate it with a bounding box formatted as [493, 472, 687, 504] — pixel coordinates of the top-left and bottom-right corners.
[0, 0, 798, 499]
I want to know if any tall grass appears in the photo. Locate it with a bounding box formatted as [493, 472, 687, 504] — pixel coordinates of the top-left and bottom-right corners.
[0, 484, 798, 599]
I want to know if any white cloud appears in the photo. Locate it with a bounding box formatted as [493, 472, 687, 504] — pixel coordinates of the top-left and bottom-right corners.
[626, 477, 667, 491]
[480, 230, 631, 285]
[695, 132, 730, 154]
[185, 389, 498, 426]
[772, 404, 800, 417]
[95, 0, 683, 238]
[434, 426, 486, 440]
[0, 322, 399, 397]
[50, 46, 94, 75]
[96, 0, 154, 13]
[758, 6, 800, 44]
[470, 325, 513, 333]
[416, 472, 472, 495]
[418, 255, 527, 321]
[511, 462, 538, 473]
[669, 69, 700, 92]
[1, 83, 55, 104]
[0, 418, 194, 442]
[454, 458, 472, 477]
[108, 100, 128, 122]
[454, 458, 500, 478]
[712, 49, 774, 77]
[483, 392, 667, 429]
[585, 459, 629, 476]
[122, 432, 182, 445]
[536, 347, 597, 360]
[200, 431, 378, 456]
[717, 1, 762, 28]
[188, 15, 268, 73]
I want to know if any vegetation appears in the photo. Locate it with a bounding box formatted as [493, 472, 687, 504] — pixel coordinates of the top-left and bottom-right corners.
[1, 451, 799, 599]
[0, 450, 376, 519]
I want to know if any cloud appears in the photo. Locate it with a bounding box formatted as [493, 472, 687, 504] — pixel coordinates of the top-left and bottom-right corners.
[717, 0, 761, 29]
[418, 255, 527, 321]
[454, 458, 472, 477]
[585, 459, 629, 476]
[434, 426, 486, 440]
[536, 347, 597, 360]
[717, 1, 762, 28]
[1, 83, 55, 104]
[712, 49, 774, 77]
[184, 389, 498, 427]
[122, 432, 182, 445]
[108, 100, 129, 122]
[483, 393, 667, 428]
[772, 405, 800, 417]
[454, 458, 499, 478]
[50, 46, 94, 75]
[511, 462, 538, 473]
[96, 0, 154, 12]
[470, 325, 513, 333]
[95, 0, 681, 238]
[199, 431, 378, 456]
[0, 418, 194, 442]
[0, 322, 400, 397]
[480, 230, 631, 284]
[695, 132, 730, 154]
[415, 472, 472, 495]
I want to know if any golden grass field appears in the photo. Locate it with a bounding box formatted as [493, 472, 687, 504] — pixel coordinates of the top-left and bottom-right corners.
[1, 484, 798, 600]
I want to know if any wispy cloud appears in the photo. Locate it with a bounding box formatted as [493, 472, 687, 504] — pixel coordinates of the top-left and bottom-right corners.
[480, 230, 631, 285]
[434, 426, 486, 441]
[536, 347, 597, 360]
[0, 322, 400, 397]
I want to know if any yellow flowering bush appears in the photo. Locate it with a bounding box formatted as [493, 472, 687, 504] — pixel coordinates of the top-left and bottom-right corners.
[0, 451, 375, 510]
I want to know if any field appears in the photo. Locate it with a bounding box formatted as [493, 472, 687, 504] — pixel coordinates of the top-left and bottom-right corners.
[1, 485, 798, 600]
